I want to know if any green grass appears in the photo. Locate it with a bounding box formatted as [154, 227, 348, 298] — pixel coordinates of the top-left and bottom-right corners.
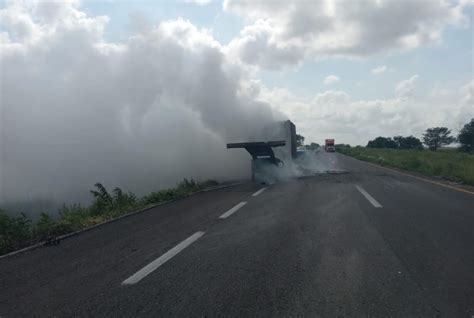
[337, 146, 474, 186]
[0, 178, 218, 255]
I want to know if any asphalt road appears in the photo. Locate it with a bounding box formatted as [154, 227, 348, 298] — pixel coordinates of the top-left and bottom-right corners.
[1, 152, 473, 317]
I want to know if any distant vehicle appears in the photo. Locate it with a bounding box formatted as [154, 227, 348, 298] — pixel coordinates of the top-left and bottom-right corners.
[325, 139, 335, 152]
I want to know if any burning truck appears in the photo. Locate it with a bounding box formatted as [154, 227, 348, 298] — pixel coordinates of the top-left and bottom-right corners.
[226, 120, 297, 182]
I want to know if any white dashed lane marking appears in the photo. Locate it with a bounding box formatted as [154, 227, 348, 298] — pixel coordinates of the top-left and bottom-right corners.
[252, 187, 267, 197]
[355, 185, 383, 208]
[218, 201, 247, 219]
[122, 231, 205, 285]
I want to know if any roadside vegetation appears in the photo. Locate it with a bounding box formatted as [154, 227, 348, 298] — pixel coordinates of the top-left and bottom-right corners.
[0, 179, 218, 255]
[338, 119, 474, 186]
[338, 147, 474, 185]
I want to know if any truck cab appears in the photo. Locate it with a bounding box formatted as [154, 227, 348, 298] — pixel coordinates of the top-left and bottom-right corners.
[325, 139, 335, 152]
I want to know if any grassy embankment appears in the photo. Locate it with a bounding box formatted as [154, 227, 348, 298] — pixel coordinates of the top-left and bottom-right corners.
[337, 146, 474, 186]
[0, 178, 218, 255]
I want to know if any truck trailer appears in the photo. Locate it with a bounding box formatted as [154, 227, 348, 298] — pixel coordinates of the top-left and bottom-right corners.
[226, 120, 297, 181]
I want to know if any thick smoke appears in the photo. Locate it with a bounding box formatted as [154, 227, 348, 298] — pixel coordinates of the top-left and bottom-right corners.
[0, 1, 282, 211]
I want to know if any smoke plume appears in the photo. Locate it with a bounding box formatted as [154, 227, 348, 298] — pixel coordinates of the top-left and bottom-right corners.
[0, 1, 282, 211]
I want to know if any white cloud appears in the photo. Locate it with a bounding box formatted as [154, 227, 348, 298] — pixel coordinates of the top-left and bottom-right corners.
[371, 65, 387, 75]
[396, 74, 419, 97]
[323, 75, 340, 85]
[458, 80, 474, 124]
[184, 0, 212, 6]
[225, 19, 303, 71]
[313, 91, 351, 104]
[224, 0, 470, 70]
[256, 78, 473, 146]
[460, 80, 474, 105]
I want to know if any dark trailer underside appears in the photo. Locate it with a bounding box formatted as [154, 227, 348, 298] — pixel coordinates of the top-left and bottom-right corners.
[226, 141, 286, 165]
[226, 141, 286, 181]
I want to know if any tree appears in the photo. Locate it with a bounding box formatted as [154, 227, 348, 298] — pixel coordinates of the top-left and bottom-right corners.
[422, 127, 455, 151]
[458, 118, 474, 153]
[393, 135, 423, 149]
[295, 134, 305, 146]
[404, 136, 423, 149]
[367, 137, 397, 148]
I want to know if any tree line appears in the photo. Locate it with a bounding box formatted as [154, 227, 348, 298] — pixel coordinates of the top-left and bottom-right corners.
[367, 118, 474, 152]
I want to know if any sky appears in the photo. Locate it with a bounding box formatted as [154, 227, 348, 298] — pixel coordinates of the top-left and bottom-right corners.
[0, 0, 473, 207]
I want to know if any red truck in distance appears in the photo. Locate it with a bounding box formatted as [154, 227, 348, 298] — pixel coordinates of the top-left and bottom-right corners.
[325, 139, 335, 152]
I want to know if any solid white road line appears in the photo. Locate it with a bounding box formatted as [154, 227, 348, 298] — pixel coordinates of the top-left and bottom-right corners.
[122, 231, 205, 285]
[219, 201, 247, 219]
[252, 187, 267, 197]
[355, 185, 383, 208]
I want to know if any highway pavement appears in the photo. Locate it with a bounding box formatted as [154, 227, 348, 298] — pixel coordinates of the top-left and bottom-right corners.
[1, 152, 473, 317]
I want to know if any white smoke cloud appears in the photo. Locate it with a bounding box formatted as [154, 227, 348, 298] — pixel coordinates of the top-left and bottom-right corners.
[0, 1, 282, 207]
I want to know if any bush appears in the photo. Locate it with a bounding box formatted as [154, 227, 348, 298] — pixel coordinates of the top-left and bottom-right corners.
[57, 203, 90, 232]
[89, 183, 138, 216]
[35, 213, 58, 239]
[0, 210, 32, 254]
[142, 189, 180, 205]
[142, 179, 217, 205]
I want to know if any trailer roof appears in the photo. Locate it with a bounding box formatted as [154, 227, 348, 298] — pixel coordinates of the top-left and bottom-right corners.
[226, 141, 286, 148]
[226, 140, 285, 160]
